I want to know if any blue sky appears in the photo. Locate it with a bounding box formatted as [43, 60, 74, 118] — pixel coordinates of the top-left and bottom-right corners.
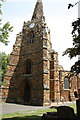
[0, 0, 79, 70]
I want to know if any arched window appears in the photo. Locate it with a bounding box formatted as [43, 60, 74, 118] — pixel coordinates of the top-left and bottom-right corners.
[37, 25, 39, 32]
[30, 33, 34, 44]
[64, 77, 70, 89]
[26, 61, 31, 74]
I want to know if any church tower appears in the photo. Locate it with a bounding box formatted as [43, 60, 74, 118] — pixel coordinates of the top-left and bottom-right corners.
[2, 0, 79, 105]
[3, 0, 52, 106]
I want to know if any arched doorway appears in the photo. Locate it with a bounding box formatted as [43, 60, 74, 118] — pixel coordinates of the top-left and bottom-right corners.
[24, 83, 31, 104]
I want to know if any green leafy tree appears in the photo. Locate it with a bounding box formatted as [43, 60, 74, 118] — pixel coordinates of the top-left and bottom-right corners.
[0, 52, 10, 82]
[0, 0, 13, 45]
[0, 0, 13, 86]
[63, 1, 80, 75]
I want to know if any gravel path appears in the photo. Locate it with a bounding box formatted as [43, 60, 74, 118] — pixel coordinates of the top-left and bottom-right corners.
[0, 103, 49, 114]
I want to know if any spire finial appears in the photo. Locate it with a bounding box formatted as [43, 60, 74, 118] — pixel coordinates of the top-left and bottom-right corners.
[32, 0, 44, 20]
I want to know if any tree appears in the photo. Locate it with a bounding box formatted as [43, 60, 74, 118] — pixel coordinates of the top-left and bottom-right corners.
[0, 52, 10, 82]
[68, 1, 79, 9]
[63, 1, 80, 75]
[0, 0, 13, 45]
[0, 0, 13, 86]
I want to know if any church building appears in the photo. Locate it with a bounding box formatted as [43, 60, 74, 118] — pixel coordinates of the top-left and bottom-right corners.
[2, 0, 79, 106]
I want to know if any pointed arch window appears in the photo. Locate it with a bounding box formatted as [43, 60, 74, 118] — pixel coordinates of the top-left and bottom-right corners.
[30, 33, 34, 44]
[37, 25, 39, 32]
[64, 77, 70, 89]
[26, 61, 31, 74]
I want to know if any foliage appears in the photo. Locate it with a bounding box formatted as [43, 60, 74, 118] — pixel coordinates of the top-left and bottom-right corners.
[0, 52, 10, 82]
[71, 60, 80, 75]
[63, 1, 80, 74]
[63, 18, 80, 59]
[68, 1, 80, 9]
[0, 0, 13, 45]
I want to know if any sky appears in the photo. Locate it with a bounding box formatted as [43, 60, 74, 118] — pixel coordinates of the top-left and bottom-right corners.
[0, 0, 79, 71]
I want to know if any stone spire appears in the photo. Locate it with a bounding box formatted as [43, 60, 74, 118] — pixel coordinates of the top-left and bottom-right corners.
[32, 0, 44, 20]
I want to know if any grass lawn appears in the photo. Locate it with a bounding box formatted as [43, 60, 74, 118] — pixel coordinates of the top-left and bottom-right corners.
[1, 108, 57, 120]
[0, 104, 77, 120]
